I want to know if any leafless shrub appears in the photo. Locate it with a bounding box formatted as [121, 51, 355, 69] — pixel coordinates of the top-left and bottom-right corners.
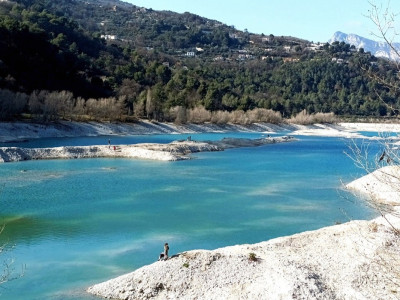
[187, 106, 211, 123]
[211, 110, 231, 124]
[184, 107, 282, 125]
[289, 110, 336, 125]
[230, 110, 248, 124]
[246, 108, 282, 124]
[312, 112, 337, 124]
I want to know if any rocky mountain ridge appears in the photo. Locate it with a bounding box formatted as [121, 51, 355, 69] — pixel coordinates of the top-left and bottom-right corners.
[329, 31, 400, 60]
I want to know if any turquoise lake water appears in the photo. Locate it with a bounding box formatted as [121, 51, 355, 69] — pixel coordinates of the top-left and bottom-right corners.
[0, 133, 378, 299]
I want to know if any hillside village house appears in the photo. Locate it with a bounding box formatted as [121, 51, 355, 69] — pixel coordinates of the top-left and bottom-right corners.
[283, 57, 300, 63]
[101, 35, 117, 40]
[261, 37, 270, 43]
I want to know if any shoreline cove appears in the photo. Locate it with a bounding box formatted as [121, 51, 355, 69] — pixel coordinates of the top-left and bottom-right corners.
[1, 121, 400, 299]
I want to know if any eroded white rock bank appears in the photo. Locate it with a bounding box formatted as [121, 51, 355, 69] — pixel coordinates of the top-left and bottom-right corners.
[346, 165, 400, 209]
[87, 215, 400, 300]
[2, 120, 398, 143]
[0, 136, 295, 163]
[87, 167, 400, 300]
[0, 120, 293, 143]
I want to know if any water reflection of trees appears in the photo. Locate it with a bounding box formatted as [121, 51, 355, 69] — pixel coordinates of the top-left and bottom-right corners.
[0, 215, 81, 244]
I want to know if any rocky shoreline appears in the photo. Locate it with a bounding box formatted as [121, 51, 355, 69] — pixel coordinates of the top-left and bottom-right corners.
[0, 136, 295, 163]
[2, 121, 400, 299]
[87, 214, 400, 300]
[2, 120, 399, 143]
[0, 120, 289, 143]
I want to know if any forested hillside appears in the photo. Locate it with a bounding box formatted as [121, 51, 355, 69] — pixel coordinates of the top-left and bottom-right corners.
[0, 0, 398, 122]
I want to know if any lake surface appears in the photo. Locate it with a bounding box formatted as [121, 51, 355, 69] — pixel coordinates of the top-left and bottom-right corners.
[0, 133, 377, 299]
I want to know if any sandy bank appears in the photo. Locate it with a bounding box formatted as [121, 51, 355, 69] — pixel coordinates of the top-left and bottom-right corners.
[0, 136, 295, 163]
[88, 214, 400, 300]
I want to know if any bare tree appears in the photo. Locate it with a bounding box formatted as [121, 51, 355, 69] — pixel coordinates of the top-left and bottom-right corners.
[342, 4, 400, 296]
[73, 97, 86, 120]
[186, 106, 211, 123]
[344, 2, 400, 222]
[364, 1, 400, 113]
[146, 89, 155, 120]
[210, 110, 230, 124]
[368, 1, 400, 62]
[346, 135, 400, 218]
[246, 108, 283, 124]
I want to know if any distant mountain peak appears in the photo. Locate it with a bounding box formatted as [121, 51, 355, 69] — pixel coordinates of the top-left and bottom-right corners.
[329, 31, 400, 60]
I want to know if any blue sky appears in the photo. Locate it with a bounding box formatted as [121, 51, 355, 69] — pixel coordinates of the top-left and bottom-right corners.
[124, 0, 400, 43]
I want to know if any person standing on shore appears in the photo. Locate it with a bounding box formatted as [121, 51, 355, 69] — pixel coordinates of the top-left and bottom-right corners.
[164, 243, 169, 259]
[108, 139, 111, 149]
[158, 243, 169, 261]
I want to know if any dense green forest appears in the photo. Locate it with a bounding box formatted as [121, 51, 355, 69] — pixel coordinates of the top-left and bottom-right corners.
[0, 0, 399, 122]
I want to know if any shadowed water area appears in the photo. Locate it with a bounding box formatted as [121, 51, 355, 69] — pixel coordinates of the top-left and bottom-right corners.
[0, 133, 376, 299]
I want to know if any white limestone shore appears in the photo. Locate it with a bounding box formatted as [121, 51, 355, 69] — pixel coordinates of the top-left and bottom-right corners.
[346, 165, 400, 211]
[0, 136, 295, 163]
[87, 217, 400, 300]
[84, 122, 400, 300]
[1, 120, 399, 143]
[2, 121, 400, 299]
[87, 167, 400, 300]
[0, 120, 290, 143]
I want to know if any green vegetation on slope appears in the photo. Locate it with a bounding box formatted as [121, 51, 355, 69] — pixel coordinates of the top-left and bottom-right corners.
[0, 0, 398, 122]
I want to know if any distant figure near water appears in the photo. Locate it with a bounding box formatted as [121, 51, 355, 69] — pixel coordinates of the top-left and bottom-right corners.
[108, 139, 111, 149]
[158, 243, 169, 261]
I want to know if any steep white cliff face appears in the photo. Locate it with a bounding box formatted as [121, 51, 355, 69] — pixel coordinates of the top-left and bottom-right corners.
[329, 31, 400, 60]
